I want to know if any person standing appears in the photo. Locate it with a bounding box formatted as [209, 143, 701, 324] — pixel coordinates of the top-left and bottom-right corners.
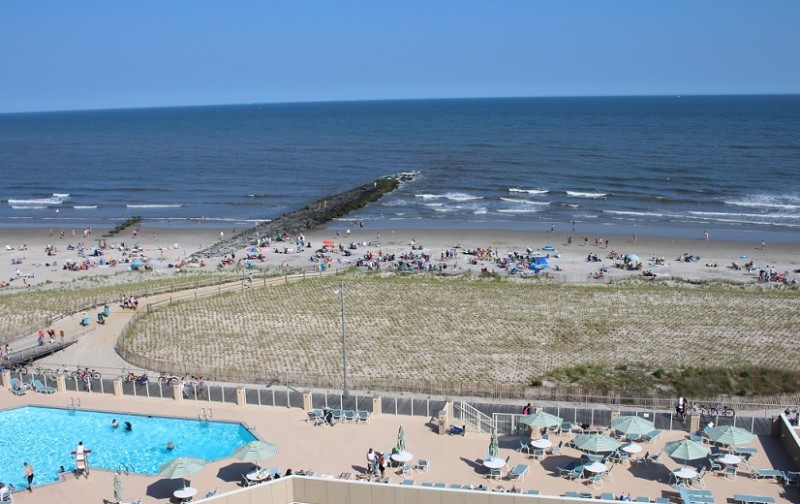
[24, 462, 34, 492]
[366, 448, 376, 475]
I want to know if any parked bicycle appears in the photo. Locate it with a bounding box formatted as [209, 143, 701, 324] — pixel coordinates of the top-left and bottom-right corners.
[158, 372, 180, 385]
[71, 367, 102, 381]
[0, 363, 29, 375]
[688, 403, 735, 418]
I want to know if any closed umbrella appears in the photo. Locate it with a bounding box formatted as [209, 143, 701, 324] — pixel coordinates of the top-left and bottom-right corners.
[113, 472, 123, 503]
[611, 416, 655, 436]
[664, 439, 708, 467]
[397, 425, 406, 452]
[705, 426, 754, 448]
[158, 457, 206, 488]
[488, 427, 500, 459]
[518, 411, 562, 429]
[231, 440, 278, 466]
[573, 434, 621, 453]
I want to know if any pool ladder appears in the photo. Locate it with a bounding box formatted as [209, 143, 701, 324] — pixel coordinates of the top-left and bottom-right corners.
[68, 397, 81, 411]
[199, 407, 213, 422]
[118, 462, 132, 476]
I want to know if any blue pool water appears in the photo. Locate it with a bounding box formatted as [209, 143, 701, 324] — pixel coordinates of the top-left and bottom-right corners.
[0, 406, 257, 490]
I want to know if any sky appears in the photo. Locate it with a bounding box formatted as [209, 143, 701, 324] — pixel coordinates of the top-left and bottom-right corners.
[1, 1, 799, 113]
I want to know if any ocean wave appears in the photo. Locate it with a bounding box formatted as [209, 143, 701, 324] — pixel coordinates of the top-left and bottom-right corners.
[499, 197, 550, 205]
[126, 204, 184, 209]
[508, 187, 549, 195]
[73, 205, 98, 209]
[10, 205, 46, 210]
[52, 193, 70, 198]
[724, 194, 800, 211]
[7, 195, 66, 206]
[473, 207, 487, 215]
[604, 210, 668, 218]
[566, 191, 608, 199]
[497, 207, 543, 214]
[415, 192, 483, 202]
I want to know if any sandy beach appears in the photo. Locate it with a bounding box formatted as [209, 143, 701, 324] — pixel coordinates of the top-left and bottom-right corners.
[2, 224, 798, 290]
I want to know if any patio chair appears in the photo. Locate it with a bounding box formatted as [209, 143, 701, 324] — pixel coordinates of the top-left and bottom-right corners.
[433, 482, 446, 488]
[344, 410, 356, 422]
[357, 410, 372, 423]
[306, 411, 318, 423]
[707, 457, 722, 473]
[204, 488, 218, 498]
[784, 471, 800, 486]
[636, 497, 650, 502]
[508, 463, 529, 481]
[421, 482, 433, 487]
[518, 437, 531, 455]
[527, 489, 540, 495]
[559, 422, 575, 435]
[568, 467, 585, 481]
[600, 492, 615, 501]
[692, 468, 707, 488]
[551, 440, 564, 455]
[9, 378, 27, 396]
[709, 446, 721, 457]
[722, 466, 737, 479]
[398, 464, 413, 479]
[690, 432, 703, 443]
[503, 455, 511, 469]
[644, 451, 660, 467]
[450, 484, 463, 489]
[414, 459, 429, 473]
[587, 473, 603, 488]
[602, 466, 615, 482]
[654, 498, 670, 504]
[31, 378, 56, 394]
[488, 467, 502, 480]
[401, 479, 415, 486]
[533, 448, 546, 460]
[332, 409, 343, 422]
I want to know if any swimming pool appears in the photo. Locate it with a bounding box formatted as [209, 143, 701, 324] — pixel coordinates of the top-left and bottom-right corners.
[0, 406, 257, 490]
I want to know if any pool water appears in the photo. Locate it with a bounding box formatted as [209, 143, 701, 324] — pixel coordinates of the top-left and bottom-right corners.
[0, 406, 257, 490]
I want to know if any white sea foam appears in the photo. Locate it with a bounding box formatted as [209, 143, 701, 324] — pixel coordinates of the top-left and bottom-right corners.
[415, 192, 483, 202]
[11, 205, 46, 210]
[500, 197, 550, 206]
[8, 196, 65, 206]
[566, 191, 608, 199]
[473, 207, 487, 215]
[52, 193, 70, 198]
[509, 187, 549, 195]
[604, 210, 667, 218]
[497, 207, 543, 214]
[73, 205, 98, 209]
[724, 194, 800, 211]
[126, 204, 183, 209]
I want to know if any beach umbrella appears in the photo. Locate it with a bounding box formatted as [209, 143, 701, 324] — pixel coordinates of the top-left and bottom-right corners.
[231, 440, 279, 465]
[247, 246, 260, 254]
[113, 472, 123, 503]
[518, 411, 562, 429]
[397, 425, 406, 452]
[488, 427, 500, 459]
[322, 240, 335, 247]
[158, 457, 206, 488]
[626, 254, 640, 262]
[573, 434, 621, 453]
[664, 439, 708, 467]
[705, 425, 754, 448]
[611, 416, 655, 436]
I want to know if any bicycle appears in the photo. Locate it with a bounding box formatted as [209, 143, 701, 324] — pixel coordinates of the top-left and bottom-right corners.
[688, 403, 735, 418]
[0, 363, 29, 375]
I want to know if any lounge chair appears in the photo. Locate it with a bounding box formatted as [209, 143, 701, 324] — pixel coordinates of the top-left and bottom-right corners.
[9, 378, 26, 396]
[784, 471, 800, 486]
[401, 479, 415, 486]
[564, 491, 580, 498]
[433, 482, 446, 488]
[332, 409, 343, 422]
[559, 422, 575, 435]
[268, 466, 280, 477]
[508, 463, 529, 481]
[527, 489, 540, 495]
[600, 493, 615, 501]
[204, 488, 217, 498]
[421, 482, 433, 487]
[733, 494, 776, 504]
[654, 499, 669, 504]
[450, 484, 462, 489]
[750, 468, 783, 480]
[644, 429, 663, 443]
[357, 410, 372, 423]
[31, 378, 56, 394]
[344, 410, 356, 422]
[635, 497, 650, 503]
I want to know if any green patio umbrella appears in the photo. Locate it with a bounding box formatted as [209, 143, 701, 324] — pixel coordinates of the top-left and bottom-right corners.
[488, 427, 500, 459]
[573, 434, 621, 453]
[704, 426, 754, 448]
[113, 472, 123, 503]
[664, 439, 708, 467]
[158, 457, 206, 488]
[231, 440, 279, 465]
[397, 425, 406, 452]
[518, 411, 562, 429]
[611, 416, 655, 436]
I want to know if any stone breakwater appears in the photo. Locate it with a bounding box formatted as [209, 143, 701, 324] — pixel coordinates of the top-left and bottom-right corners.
[193, 176, 400, 259]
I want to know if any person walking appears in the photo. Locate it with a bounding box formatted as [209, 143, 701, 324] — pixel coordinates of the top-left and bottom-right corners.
[24, 462, 34, 492]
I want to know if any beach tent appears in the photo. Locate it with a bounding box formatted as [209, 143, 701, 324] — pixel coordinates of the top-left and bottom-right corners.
[130, 259, 143, 270]
[531, 257, 549, 270]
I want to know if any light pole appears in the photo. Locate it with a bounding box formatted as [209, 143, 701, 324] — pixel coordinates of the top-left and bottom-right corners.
[336, 281, 348, 397]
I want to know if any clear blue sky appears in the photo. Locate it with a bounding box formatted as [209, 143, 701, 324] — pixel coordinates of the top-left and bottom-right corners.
[2, 1, 798, 113]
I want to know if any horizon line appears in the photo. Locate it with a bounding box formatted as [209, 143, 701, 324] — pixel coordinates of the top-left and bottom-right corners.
[3, 92, 800, 116]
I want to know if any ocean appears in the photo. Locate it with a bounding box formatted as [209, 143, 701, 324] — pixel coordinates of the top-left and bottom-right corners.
[1, 96, 799, 242]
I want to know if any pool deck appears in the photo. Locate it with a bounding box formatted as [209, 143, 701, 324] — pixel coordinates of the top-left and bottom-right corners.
[1, 391, 797, 504]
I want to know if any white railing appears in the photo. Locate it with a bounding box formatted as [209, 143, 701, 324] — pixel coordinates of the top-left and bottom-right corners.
[454, 401, 493, 433]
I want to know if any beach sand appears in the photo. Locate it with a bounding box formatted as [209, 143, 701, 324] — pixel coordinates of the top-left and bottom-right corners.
[2, 224, 798, 289]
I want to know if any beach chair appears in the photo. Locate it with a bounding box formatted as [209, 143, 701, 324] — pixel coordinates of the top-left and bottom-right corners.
[204, 488, 217, 498]
[9, 378, 27, 396]
[414, 459, 429, 473]
[433, 482, 446, 488]
[401, 479, 415, 486]
[750, 468, 783, 480]
[332, 409, 343, 422]
[508, 463, 529, 481]
[31, 378, 56, 394]
[564, 491, 580, 498]
[600, 493, 615, 501]
[421, 482, 433, 487]
[559, 422, 575, 435]
[527, 489, 540, 495]
[357, 410, 372, 423]
[344, 410, 356, 422]
[636, 497, 650, 502]
[654, 498, 669, 504]
[450, 484, 463, 489]
[784, 471, 800, 486]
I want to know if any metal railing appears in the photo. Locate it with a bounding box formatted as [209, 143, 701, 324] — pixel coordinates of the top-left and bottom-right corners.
[454, 401, 493, 433]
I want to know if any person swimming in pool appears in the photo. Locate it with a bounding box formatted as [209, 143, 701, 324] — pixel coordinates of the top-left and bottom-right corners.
[111, 419, 119, 429]
[166, 441, 175, 450]
[124, 421, 132, 431]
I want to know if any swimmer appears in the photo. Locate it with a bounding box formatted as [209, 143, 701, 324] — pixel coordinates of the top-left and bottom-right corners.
[124, 421, 132, 431]
[166, 441, 175, 451]
[111, 419, 119, 429]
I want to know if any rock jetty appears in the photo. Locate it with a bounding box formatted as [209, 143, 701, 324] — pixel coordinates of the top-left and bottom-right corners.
[193, 176, 401, 258]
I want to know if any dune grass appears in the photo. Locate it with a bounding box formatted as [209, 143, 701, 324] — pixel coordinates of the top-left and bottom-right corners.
[121, 273, 800, 396]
